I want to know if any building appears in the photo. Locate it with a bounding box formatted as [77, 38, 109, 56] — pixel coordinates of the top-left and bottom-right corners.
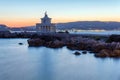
[36, 12, 56, 33]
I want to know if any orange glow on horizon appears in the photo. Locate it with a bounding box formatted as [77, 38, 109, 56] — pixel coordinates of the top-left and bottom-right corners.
[0, 17, 120, 28]
[0, 19, 38, 27]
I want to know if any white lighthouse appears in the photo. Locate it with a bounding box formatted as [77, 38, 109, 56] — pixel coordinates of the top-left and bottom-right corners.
[36, 12, 56, 33]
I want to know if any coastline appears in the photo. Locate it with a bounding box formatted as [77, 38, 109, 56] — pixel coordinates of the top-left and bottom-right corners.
[27, 33, 120, 58]
[0, 32, 120, 58]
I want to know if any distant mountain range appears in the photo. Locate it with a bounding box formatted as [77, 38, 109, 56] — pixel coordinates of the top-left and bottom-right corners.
[10, 26, 36, 31]
[10, 21, 120, 31]
[57, 21, 120, 30]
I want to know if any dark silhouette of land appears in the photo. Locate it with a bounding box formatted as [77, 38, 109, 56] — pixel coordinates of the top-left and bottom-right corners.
[9, 21, 120, 31]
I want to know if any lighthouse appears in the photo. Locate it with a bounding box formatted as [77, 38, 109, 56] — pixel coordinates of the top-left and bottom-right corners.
[36, 12, 56, 33]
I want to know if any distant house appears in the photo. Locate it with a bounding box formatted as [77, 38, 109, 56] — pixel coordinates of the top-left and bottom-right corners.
[0, 24, 10, 33]
[36, 12, 56, 33]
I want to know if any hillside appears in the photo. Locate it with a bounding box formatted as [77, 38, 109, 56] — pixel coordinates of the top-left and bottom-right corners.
[57, 21, 120, 30]
[8, 21, 120, 31]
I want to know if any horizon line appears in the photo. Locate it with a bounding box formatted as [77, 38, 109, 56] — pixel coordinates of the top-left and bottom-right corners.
[5, 20, 120, 28]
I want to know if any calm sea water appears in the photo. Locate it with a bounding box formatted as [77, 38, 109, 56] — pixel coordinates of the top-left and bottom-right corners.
[0, 39, 120, 80]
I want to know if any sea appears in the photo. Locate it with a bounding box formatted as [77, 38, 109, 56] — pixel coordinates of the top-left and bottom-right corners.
[71, 30, 120, 35]
[0, 31, 120, 80]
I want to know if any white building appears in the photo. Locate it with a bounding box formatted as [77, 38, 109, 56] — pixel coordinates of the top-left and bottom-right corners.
[36, 12, 56, 33]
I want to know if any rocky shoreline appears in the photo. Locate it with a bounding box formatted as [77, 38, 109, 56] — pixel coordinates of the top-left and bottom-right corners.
[27, 33, 120, 58]
[1, 32, 120, 58]
[0, 32, 37, 38]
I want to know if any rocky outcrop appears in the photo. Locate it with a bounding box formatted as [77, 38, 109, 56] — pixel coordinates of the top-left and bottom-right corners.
[46, 40, 65, 48]
[74, 51, 81, 56]
[82, 51, 87, 54]
[94, 49, 120, 58]
[28, 38, 44, 46]
[19, 43, 23, 45]
[28, 34, 67, 48]
[106, 35, 120, 43]
[27, 34, 120, 58]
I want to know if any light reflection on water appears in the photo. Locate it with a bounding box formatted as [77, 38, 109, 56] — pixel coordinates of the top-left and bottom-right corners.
[0, 39, 120, 80]
[71, 30, 120, 35]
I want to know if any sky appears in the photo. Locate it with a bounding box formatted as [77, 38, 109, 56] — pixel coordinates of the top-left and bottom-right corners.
[0, 0, 120, 27]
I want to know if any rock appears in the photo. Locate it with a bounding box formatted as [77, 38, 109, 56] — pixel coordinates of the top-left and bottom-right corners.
[27, 34, 120, 58]
[27, 38, 44, 46]
[95, 49, 120, 58]
[89, 51, 95, 54]
[92, 44, 106, 53]
[74, 51, 81, 56]
[113, 50, 120, 54]
[48, 40, 65, 48]
[82, 51, 87, 54]
[65, 30, 69, 34]
[19, 43, 23, 45]
[94, 49, 112, 58]
[112, 50, 120, 57]
[67, 43, 80, 50]
[94, 53, 107, 58]
[106, 35, 120, 43]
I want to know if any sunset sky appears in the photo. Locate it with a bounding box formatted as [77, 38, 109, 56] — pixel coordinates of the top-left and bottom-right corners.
[0, 0, 120, 27]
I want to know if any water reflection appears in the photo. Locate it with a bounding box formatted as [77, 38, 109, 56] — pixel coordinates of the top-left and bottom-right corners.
[0, 39, 120, 80]
[37, 47, 55, 80]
